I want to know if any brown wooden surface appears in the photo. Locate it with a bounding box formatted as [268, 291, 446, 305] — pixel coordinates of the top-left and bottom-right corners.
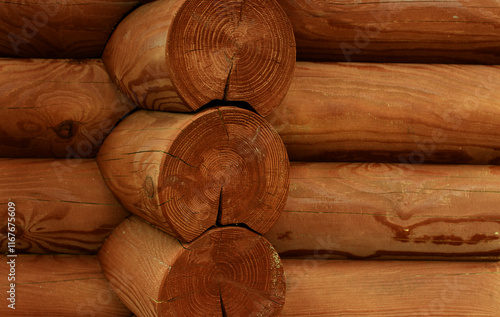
[0, 0, 141, 58]
[266, 62, 500, 164]
[98, 216, 285, 317]
[265, 162, 500, 260]
[0, 159, 130, 254]
[103, 0, 295, 115]
[0, 58, 135, 158]
[277, 0, 500, 64]
[282, 259, 500, 316]
[0, 254, 131, 316]
[97, 108, 289, 242]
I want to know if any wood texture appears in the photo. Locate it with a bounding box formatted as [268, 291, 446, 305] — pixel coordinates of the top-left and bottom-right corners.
[0, 254, 131, 316]
[103, 0, 296, 115]
[0, 159, 130, 254]
[0, 58, 135, 158]
[264, 162, 500, 260]
[97, 108, 289, 242]
[266, 62, 500, 164]
[98, 216, 285, 317]
[0, 0, 142, 58]
[277, 0, 500, 64]
[282, 259, 500, 316]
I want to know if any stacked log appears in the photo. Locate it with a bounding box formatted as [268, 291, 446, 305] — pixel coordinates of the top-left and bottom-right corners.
[0, 0, 144, 58]
[97, 107, 290, 242]
[0, 158, 129, 254]
[0, 59, 135, 158]
[103, 0, 296, 115]
[277, 0, 500, 64]
[98, 216, 285, 316]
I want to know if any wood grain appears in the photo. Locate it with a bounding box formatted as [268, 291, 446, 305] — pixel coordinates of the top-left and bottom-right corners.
[98, 216, 285, 317]
[0, 159, 130, 254]
[103, 0, 295, 115]
[266, 62, 500, 164]
[0, 58, 135, 158]
[264, 162, 500, 260]
[277, 0, 500, 64]
[97, 108, 289, 242]
[0, 255, 131, 316]
[282, 259, 500, 316]
[0, 0, 142, 58]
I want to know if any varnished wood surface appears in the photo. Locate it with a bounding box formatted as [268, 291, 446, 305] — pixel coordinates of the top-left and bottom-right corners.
[264, 162, 500, 260]
[0, 159, 130, 254]
[0, 0, 141, 58]
[277, 0, 500, 63]
[0, 255, 131, 316]
[0, 58, 135, 158]
[104, 0, 295, 115]
[98, 216, 285, 317]
[282, 259, 500, 316]
[267, 62, 500, 164]
[97, 108, 289, 242]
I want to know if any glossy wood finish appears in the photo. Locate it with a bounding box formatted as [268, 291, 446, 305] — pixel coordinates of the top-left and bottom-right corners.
[0, 59, 135, 158]
[97, 108, 289, 242]
[282, 259, 500, 316]
[267, 62, 500, 164]
[264, 162, 500, 260]
[0, 159, 130, 254]
[0, 255, 131, 316]
[0, 0, 141, 58]
[98, 216, 285, 317]
[277, 0, 500, 63]
[103, 0, 296, 115]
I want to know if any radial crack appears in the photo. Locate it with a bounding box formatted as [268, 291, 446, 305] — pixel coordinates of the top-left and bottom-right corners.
[220, 283, 228, 317]
[216, 187, 224, 227]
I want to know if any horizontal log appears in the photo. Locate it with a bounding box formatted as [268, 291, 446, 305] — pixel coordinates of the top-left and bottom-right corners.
[266, 62, 500, 164]
[98, 216, 285, 316]
[97, 108, 289, 242]
[0, 254, 131, 316]
[0, 58, 135, 158]
[0, 159, 130, 254]
[277, 0, 500, 64]
[264, 162, 500, 260]
[103, 0, 295, 115]
[0, 0, 142, 58]
[282, 259, 500, 316]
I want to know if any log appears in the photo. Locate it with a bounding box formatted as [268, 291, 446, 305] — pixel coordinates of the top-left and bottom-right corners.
[103, 0, 296, 116]
[0, 0, 142, 58]
[264, 162, 500, 260]
[277, 0, 500, 64]
[266, 62, 500, 164]
[97, 108, 289, 242]
[98, 216, 285, 316]
[0, 58, 135, 158]
[282, 259, 500, 316]
[0, 158, 130, 254]
[0, 254, 131, 316]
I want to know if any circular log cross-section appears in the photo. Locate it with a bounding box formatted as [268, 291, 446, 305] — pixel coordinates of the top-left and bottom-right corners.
[97, 107, 289, 242]
[98, 216, 285, 317]
[103, 0, 296, 116]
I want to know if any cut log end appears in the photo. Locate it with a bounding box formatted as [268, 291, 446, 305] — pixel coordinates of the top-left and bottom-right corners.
[157, 226, 286, 316]
[168, 0, 296, 116]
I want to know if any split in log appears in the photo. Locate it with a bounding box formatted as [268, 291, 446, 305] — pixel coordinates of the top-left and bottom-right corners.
[282, 259, 500, 316]
[266, 62, 500, 164]
[103, 0, 296, 116]
[0, 0, 144, 58]
[264, 162, 500, 261]
[98, 216, 285, 316]
[0, 159, 130, 254]
[97, 107, 289, 242]
[0, 254, 131, 316]
[277, 0, 500, 64]
[0, 58, 135, 158]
